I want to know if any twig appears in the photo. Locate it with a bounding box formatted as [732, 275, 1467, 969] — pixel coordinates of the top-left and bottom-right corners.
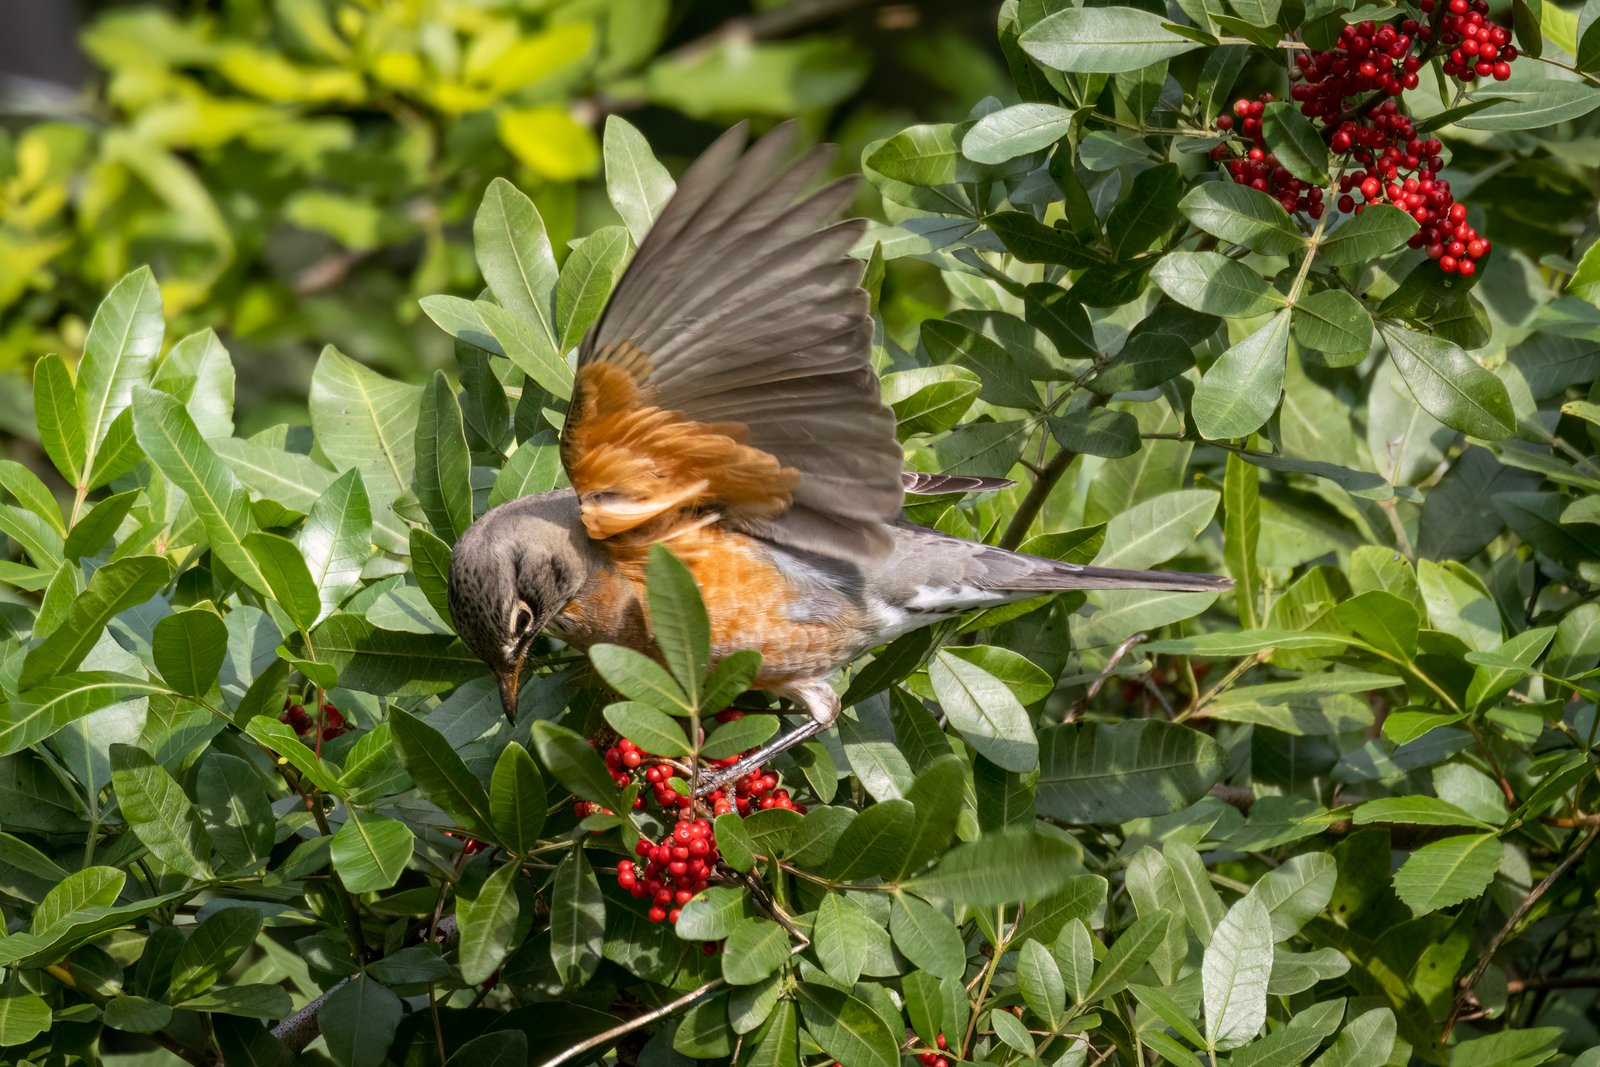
[532, 976, 728, 1067]
[271, 915, 460, 1052]
[1505, 974, 1600, 995]
[1444, 828, 1600, 1038]
[999, 445, 1076, 551]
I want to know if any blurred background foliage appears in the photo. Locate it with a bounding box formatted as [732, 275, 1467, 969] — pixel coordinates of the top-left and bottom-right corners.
[0, 0, 1001, 441]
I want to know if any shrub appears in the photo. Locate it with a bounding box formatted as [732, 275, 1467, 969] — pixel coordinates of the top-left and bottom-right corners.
[4, 1, 1600, 1065]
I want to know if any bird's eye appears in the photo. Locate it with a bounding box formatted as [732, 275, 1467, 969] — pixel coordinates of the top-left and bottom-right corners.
[511, 607, 533, 635]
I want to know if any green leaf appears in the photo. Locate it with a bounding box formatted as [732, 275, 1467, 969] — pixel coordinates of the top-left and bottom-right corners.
[890, 892, 965, 979]
[475, 300, 573, 402]
[1245, 853, 1337, 940]
[1309, 1008, 1396, 1067]
[1261, 102, 1329, 184]
[866, 124, 975, 186]
[152, 609, 228, 697]
[900, 827, 1079, 906]
[290, 614, 480, 697]
[1094, 488, 1219, 570]
[743, 1000, 799, 1067]
[1202, 894, 1272, 1051]
[894, 755, 967, 878]
[646, 544, 711, 706]
[675, 885, 748, 942]
[64, 489, 138, 563]
[1570, 236, 1600, 307]
[197, 753, 274, 873]
[813, 893, 882, 985]
[318, 975, 402, 1067]
[551, 848, 605, 988]
[19, 553, 170, 690]
[131, 386, 273, 597]
[1391, 833, 1504, 915]
[1151, 251, 1282, 317]
[309, 345, 424, 514]
[243, 718, 342, 794]
[923, 319, 1039, 412]
[530, 720, 627, 807]
[489, 742, 546, 856]
[33, 866, 124, 931]
[458, 862, 521, 986]
[1353, 796, 1494, 830]
[415, 370, 473, 541]
[1194, 309, 1292, 440]
[796, 982, 899, 1067]
[1050, 407, 1140, 458]
[830, 799, 916, 880]
[168, 906, 261, 1003]
[963, 103, 1075, 164]
[241, 532, 321, 631]
[1379, 322, 1515, 440]
[604, 701, 691, 758]
[33, 354, 87, 487]
[589, 643, 690, 714]
[1317, 205, 1419, 267]
[103, 995, 174, 1034]
[1293, 289, 1373, 354]
[300, 467, 372, 623]
[1021, 6, 1203, 72]
[331, 810, 413, 893]
[1082, 912, 1170, 1003]
[557, 226, 629, 352]
[0, 461, 62, 536]
[1107, 163, 1183, 260]
[489, 431, 565, 508]
[110, 744, 213, 880]
[1327, 589, 1420, 660]
[1017, 939, 1067, 1029]
[1179, 181, 1306, 256]
[1224, 451, 1260, 627]
[153, 327, 235, 439]
[175, 984, 292, 1020]
[1036, 719, 1225, 824]
[476, 177, 558, 350]
[702, 713, 780, 760]
[723, 917, 791, 985]
[1456, 77, 1600, 129]
[78, 266, 164, 464]
[604, 116, 675, 247]
[0, 988, 50, 1047]
[389, 710, 493, 836]
[2, 672, 165, 758]
[410, 526, 454, 625]
[927, 648, 1036, 772]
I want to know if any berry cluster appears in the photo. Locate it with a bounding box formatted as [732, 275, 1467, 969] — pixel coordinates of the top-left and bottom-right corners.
[1211, 5, 1517, 273]
[279, 696, 347, 742]
[1212, 98, 1326, 218]
[1428, 0, 1517, 83]
[620, 818, 720, 926]
[593, 709, 806, 928]
[917, 1033, 951, 1067]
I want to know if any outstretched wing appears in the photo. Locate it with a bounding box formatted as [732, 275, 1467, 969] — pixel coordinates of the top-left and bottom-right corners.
[559, 122, 904, 560]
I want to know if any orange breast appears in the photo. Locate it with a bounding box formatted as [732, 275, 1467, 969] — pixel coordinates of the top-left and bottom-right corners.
[552, 526, 855, 688]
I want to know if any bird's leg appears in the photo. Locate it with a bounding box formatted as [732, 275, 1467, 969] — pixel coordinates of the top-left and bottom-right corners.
[694, 680, 840, 798]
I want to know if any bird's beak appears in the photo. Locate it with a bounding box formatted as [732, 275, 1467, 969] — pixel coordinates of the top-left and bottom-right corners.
[498, 663, 522, 724]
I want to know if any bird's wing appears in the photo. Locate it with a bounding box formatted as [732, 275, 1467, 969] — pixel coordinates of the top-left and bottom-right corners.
[560, 122, 904, 560]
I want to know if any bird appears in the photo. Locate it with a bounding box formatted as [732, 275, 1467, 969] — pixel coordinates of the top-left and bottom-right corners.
[447, 121, 1232, 794]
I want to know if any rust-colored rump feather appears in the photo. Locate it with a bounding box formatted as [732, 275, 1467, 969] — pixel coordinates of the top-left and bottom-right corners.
[561, 360, 801, 543]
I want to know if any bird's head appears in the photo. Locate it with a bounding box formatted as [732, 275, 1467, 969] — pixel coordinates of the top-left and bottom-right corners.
[447, 492, 594, 723]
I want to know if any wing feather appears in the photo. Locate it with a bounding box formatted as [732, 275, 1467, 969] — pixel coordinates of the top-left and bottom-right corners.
[564, 121, 903, 559]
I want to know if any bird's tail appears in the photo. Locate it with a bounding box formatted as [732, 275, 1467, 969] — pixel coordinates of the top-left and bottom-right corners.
[972, 543, 1233, 595]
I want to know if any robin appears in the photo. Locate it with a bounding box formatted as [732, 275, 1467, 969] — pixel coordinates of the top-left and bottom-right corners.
[448, 122, 1231, 793]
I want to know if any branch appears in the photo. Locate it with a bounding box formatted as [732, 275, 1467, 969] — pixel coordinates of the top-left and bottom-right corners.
[532, 976, 727, 1067]
[271, 915, 460, 1052]
[1444, 828, 1600, 1039]
[999, 444, 1075, 551]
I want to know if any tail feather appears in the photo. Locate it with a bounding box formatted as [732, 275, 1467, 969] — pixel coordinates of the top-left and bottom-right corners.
[1000, 558, 1233, 594]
